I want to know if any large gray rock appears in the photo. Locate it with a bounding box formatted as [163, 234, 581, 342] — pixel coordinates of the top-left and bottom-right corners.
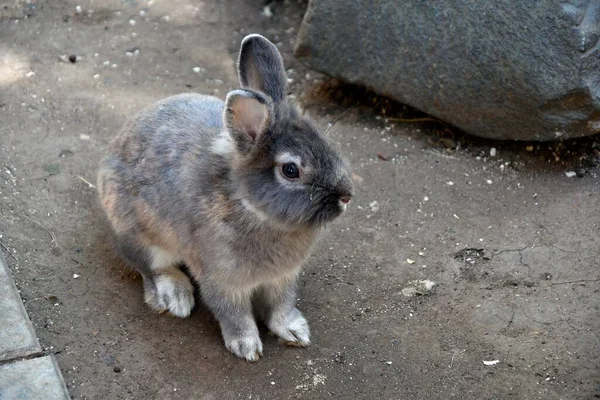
[294, 0, 600, 141]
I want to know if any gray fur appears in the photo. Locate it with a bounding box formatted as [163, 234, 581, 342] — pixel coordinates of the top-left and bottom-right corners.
[97, 34, 354, 361]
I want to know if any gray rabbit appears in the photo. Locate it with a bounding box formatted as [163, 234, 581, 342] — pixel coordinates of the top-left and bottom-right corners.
[97, 34, 354, 361]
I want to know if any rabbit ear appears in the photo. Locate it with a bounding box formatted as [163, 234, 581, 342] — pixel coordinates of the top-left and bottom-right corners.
[238, 34, 287, 103]
[224, 89, 272, 152]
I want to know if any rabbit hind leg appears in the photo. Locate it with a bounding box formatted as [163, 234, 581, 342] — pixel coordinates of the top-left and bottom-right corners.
[116, 236, 195, 318]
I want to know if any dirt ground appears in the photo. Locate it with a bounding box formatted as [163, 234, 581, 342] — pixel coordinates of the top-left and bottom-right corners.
[1, 1, 599, 399]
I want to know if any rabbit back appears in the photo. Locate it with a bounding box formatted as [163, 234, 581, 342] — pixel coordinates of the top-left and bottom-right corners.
[97, 93, 225, 255]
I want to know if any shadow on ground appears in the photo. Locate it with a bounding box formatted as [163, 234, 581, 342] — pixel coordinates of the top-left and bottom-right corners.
[0, 1, 598, 399]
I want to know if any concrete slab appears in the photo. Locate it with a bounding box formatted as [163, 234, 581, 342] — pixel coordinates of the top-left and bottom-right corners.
[0, 253, 42, 362]
[0, 355, 70, 400]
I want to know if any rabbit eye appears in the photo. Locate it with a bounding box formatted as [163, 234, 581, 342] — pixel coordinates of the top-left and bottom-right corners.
[282, 163, 300, 179]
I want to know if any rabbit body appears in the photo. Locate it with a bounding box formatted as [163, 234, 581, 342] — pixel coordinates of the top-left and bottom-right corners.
[98, 35, 353, 361]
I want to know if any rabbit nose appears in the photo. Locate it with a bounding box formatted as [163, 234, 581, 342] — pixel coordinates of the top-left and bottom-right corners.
[340, 195, 351, 204]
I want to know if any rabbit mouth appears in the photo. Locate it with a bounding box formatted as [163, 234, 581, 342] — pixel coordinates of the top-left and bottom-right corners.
[304, 192, 351, 227]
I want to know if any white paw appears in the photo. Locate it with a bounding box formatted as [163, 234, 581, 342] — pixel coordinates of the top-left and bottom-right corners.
[224, 333, 263, 362]
[146, 274, 195, 318]
[269, 309, 311, 347]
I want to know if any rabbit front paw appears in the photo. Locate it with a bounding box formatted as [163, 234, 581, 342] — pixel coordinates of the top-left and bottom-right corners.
[269, 308, 311, 347]
[224, 332, 263, 362]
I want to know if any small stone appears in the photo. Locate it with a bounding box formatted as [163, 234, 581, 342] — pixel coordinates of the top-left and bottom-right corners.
[68, 55, 77, 63]
[401, 280, 436, 297]
[113, 366, 121, 373]
[25, 71, 35, 78]
[43, 164, 60, 176]
[368, 201, 379, 212]
[526, 145, 534, 152]
[447, 181, 454, 186]
[490, 147, 497, 157]
[73, 274, 80, 279]
[129, 19, 136, 26]
[80, 134, 90, 140]
[565, 171, 576, 178]
[75, 5, 82, 14]
[192, 67, 201, 73]
[93, 74, 100, 79]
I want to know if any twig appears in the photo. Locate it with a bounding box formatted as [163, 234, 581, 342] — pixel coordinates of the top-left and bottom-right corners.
[77, 175, 97, 190]
[542, 278, 599, 287]
[387, 117, 441, 123]
[18, 213, 57, 247]
[0, 239, 18, 265]
[324, 102, 360, 136]
[450, 349, 465, 368]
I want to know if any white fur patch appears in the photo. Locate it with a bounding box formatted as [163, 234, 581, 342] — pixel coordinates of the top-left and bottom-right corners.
[269, 310, 310, 346]
[153, 274, 195, 318]
[210, 133, 234, 156]
[222, 322, 263, 361]
[241, 199, 269, 221]
[276, 152, 302, 166]
[149, 246, 180, 271]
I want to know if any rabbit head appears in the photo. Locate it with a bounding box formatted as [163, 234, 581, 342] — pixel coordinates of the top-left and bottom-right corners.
[219, 34, 354, 229]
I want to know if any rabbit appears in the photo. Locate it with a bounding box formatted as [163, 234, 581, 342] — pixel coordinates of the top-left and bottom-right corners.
[97, 34, 354, 361]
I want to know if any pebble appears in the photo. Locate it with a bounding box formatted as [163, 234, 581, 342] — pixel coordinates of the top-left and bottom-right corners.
[262, 6, 273, 17]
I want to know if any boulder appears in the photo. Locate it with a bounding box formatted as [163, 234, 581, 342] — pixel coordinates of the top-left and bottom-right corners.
[294, 0, 600, 141]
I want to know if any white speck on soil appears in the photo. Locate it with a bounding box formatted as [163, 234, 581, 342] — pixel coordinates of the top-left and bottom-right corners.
[565, 171, 576, 178]
[483, 360, 500, 366]
[369, 201, 379, 212]
[262, 5, 273, 17]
